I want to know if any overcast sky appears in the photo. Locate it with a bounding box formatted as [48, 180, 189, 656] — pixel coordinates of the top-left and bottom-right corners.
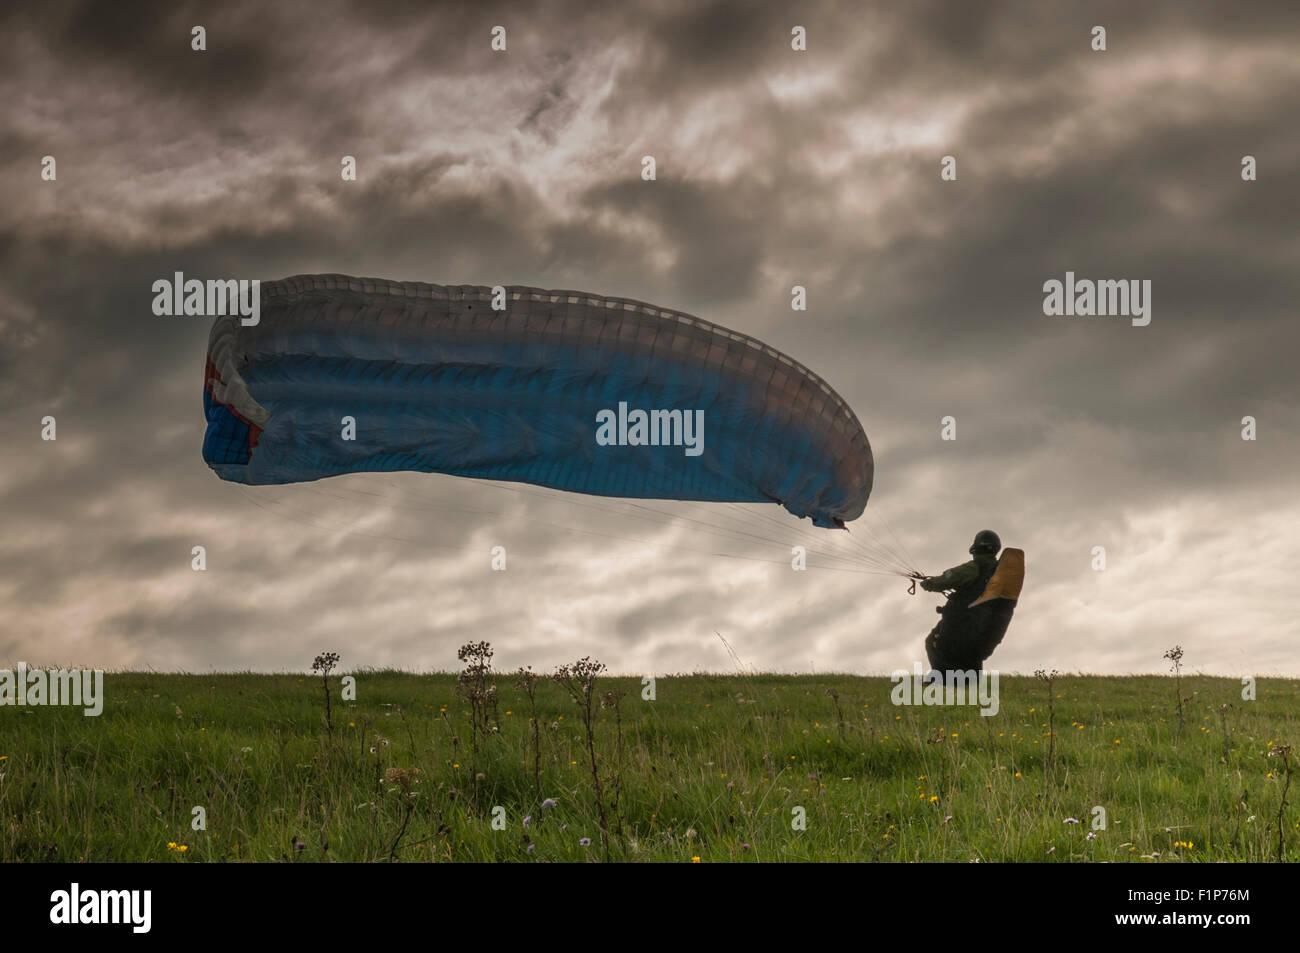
[2, 0, 1297, 677]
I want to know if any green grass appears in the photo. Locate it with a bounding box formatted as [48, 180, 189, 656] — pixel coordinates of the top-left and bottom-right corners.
[2, 670, 1296, 862]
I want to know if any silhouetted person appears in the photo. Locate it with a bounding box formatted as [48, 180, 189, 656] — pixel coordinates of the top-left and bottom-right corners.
[921, 529, 1001, 677]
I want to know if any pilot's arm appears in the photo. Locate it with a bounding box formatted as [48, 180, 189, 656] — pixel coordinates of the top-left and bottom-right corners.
[919, 560, 979, 592]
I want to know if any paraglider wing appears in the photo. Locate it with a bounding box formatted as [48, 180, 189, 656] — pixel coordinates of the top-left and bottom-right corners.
[203, 275, 873, 528]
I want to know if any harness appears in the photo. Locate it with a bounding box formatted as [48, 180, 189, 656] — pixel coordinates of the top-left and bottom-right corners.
[940, 558, 998, 625]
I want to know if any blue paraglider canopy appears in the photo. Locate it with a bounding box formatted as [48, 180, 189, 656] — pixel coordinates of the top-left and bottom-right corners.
[203, 275, 873, 530]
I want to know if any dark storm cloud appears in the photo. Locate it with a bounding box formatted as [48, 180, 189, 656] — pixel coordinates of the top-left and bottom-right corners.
[7, 1, 275, 94]
[1, 0, 1296, 675]
[573, 177, 767, 304]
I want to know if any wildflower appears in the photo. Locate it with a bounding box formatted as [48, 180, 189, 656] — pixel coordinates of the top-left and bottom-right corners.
[691, 856, 701, 863]
[579, 837, 591, 846]
[541, 798, 558, 809]
[1063, 818, 1079, 824]
[1086, 832, 1097, 841]
[526, 843, 535, 854]
[523, 815, 532, 827]
[741, 843, 751, 850]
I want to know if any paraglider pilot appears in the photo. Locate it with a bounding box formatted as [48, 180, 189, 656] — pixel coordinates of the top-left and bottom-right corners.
[920, 530, 1002, 676]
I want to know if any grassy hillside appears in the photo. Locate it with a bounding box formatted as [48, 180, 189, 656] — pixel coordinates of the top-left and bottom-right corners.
[2, 664, 1296, 862]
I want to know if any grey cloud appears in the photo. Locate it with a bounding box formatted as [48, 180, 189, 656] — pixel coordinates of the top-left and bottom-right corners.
[1, 0, 1296, 676]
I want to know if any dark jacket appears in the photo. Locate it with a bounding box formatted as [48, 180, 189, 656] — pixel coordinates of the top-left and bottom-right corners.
[921, 553, 1000, 671]
[920, 553, 998, 596]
